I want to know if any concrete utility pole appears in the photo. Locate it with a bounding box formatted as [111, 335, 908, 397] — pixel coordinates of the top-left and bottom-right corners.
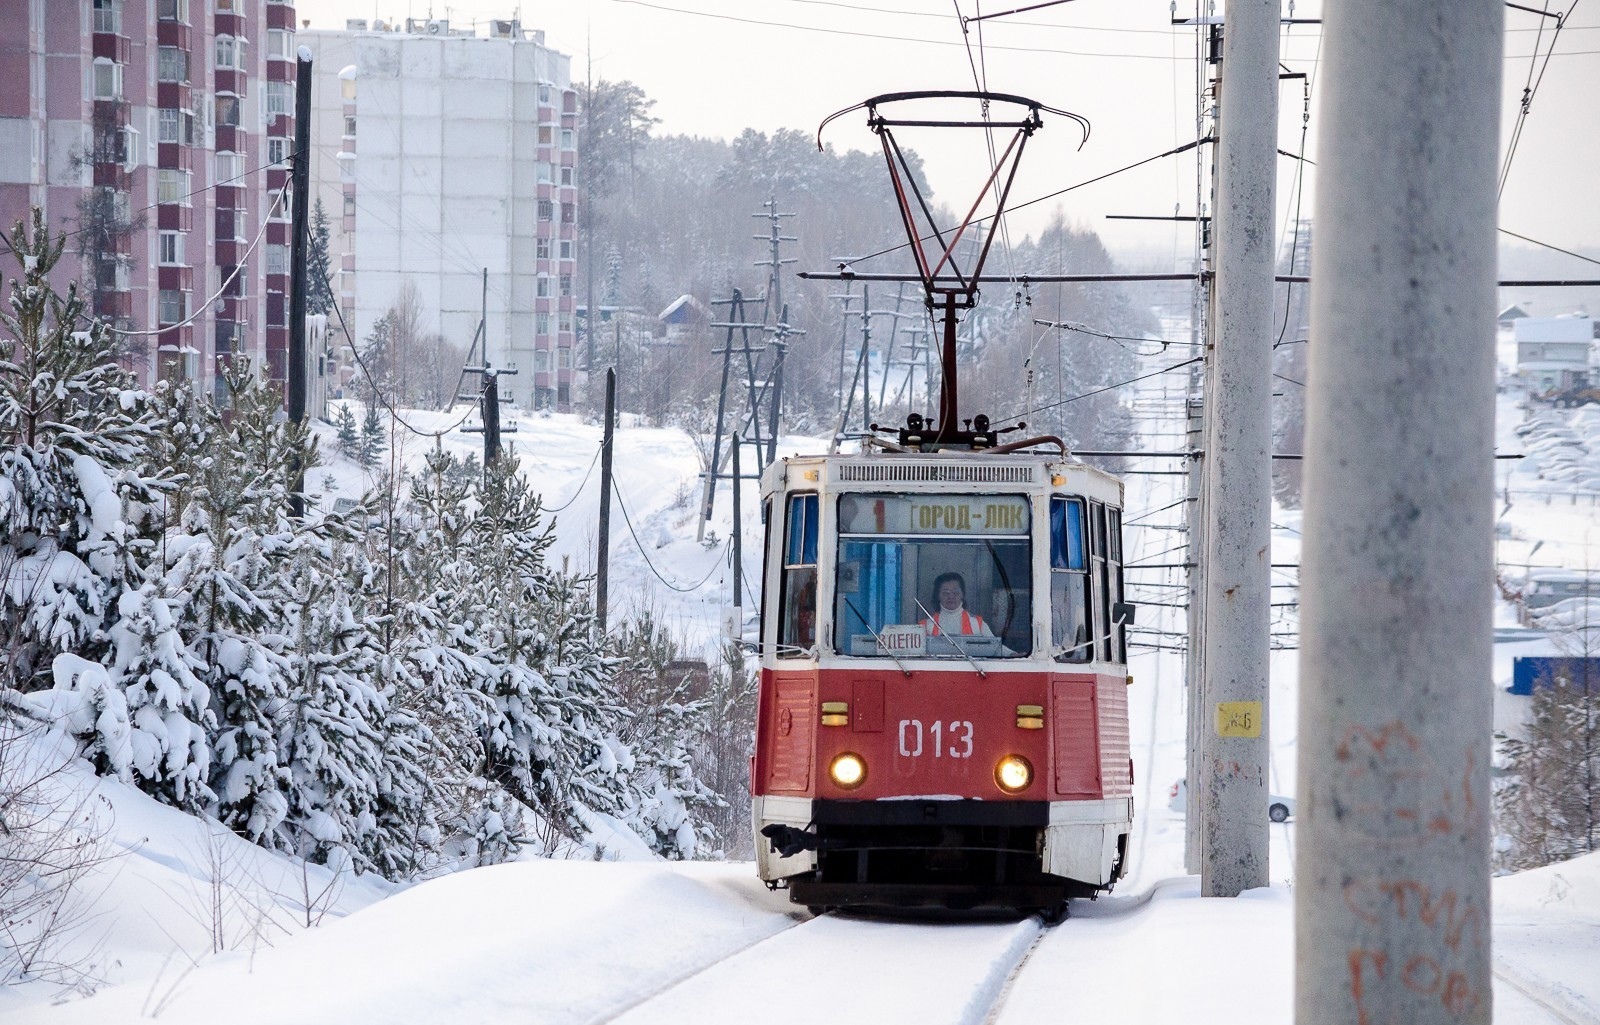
[287, 48, 314, 519]
[1198, 0, 1278, 897]
[1296, 3, 1500, 1022]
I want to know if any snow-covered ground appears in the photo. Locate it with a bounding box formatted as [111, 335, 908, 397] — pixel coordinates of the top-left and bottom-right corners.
[8, 343, 1600, 1022]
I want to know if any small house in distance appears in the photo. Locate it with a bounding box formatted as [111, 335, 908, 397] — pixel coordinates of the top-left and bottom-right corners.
[1514, 314, 1595, 394]
[658, 295, 711, 343]
[1498, 303, 1531, 329]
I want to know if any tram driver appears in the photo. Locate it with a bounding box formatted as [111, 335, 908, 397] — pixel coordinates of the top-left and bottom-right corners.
[919, 572, 995, 637]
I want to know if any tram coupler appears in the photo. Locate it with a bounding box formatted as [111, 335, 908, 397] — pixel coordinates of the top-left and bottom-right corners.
[761, 823, 820, 858]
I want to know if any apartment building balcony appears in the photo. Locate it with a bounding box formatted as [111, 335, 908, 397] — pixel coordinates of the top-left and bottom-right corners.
[156, 21, 192, 50]
[92, 33, 132, 63]
[96, 290, 134, 319]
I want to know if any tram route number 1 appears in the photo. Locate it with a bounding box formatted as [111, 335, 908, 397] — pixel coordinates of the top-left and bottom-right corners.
[897, 719, 974, 759]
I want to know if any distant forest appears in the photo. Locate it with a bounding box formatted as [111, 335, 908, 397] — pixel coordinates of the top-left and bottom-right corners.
[578, 80, 1157, 455]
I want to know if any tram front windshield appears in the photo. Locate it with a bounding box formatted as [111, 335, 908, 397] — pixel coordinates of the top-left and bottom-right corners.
[834, 493, 1031, 658]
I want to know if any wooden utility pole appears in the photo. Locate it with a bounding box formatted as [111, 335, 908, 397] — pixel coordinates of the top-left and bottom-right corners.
[597, 367, 616, 636]
[1297, 3, 1500, 1021]
[287, 48, 313, 518]
[1198, 0, 1278, 898]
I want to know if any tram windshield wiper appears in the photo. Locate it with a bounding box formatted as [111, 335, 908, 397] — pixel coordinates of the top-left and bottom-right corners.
[914, 598, 987, 679]
[843, 597, 913, 677]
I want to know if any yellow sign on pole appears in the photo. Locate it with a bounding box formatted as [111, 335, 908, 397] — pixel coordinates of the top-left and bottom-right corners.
[1215, 701, 1263, 738]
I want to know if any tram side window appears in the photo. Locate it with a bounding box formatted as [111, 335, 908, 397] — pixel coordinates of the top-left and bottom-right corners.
[1091, 502, 1112, 662]
[1108, 506, 1125, 664]
[778, 493, 819, 655]
[1050, 497, 1092, 663]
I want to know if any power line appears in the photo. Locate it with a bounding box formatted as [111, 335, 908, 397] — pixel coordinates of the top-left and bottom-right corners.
[612, 478, 730, 593]
[999, 355, 1202, 423]
[100, 185, 289, 338]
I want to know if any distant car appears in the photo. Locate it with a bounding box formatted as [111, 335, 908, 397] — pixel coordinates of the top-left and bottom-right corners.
[1168, 778, 1296, 823]
[1531, 597, 1600, 630]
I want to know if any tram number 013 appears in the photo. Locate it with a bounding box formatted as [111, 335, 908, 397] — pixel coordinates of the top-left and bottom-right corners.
[897, 719, 974, 759]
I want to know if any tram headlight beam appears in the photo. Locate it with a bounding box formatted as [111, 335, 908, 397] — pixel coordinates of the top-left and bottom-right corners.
[995, 754, 1033, 794]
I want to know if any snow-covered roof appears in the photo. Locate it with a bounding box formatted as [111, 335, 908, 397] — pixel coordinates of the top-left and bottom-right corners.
[1499, 304, 1530, 321]
[658, 294, 709, 325]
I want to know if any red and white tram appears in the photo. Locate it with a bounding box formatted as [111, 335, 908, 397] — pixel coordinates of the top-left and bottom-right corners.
[752, 434, 1134, 917]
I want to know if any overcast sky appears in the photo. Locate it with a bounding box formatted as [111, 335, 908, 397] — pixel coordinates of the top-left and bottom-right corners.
[295, 0, 1600, 270]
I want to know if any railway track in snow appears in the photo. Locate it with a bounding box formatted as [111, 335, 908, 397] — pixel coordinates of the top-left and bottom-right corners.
[590, 909, 1048, 1025]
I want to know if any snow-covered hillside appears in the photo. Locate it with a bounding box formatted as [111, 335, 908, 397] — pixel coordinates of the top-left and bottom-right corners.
[7, 347, 1600, 1023]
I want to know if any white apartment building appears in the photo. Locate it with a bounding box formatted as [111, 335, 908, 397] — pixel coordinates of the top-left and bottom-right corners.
[298, 19, 579, 410]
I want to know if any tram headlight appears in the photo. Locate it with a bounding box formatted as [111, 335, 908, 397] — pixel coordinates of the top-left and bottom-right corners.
[995, 754, 1033, 794]
[829, 752, 868, 790]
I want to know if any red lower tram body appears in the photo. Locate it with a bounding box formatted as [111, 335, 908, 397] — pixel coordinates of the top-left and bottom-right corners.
[752, 665, 1133, 913]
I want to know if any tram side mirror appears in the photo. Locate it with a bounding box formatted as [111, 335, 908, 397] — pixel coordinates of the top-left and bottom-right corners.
[1112, 601, 1137, 626]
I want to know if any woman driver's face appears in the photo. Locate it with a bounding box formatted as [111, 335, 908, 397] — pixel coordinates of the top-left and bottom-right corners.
[938, 581, 964, 610]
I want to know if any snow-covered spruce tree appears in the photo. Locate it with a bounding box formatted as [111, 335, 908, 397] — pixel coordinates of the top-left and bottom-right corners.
[1496, 643, 1600, 870]
[360, 445, 489, 876]
[471, 454, 631, 845]
[335, 404, 359, 461]
[697, 640, 760, 857]
[150, 360, 300, 844]
[608, 605, 718, 859]
[0, 209, 165, 691]
[276, 533, 387, 872]
[103, 580, 215, 811]
[358, 402, 384, 470]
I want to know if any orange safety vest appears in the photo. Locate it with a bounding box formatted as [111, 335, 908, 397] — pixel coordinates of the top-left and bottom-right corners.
[921, 610, 985, 636]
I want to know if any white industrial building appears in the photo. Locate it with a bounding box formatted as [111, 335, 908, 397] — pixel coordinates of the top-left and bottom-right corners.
[298, 19, 579, 410]
[1514, 314, 1596, 394]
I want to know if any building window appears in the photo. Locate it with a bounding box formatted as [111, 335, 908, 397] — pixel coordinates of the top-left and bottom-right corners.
[216, 35, 241, 70]
[538, 83, 551, 105]
[557, 347, 572, 369]
[537, 125, 552, 146]
[157, 47, 188, 83]
[266, 244, 289, 275]
[343, 194, 356, 216]
[118, 124, 140, 171]
[536, 238, 550, 260]
[216, 94, 240, 127]
[216, 150, 243, 185]
[216, 0, 237, 10]
[537, 199, 552, 221]
[537, 161, 552, 184]
[216, 207, 237, 241]
[267, 29, 293, 60]
[158, 231, 184, 265]
[93, 0, 123, 34]
[158, 289, 187, 323]
[560, 166, 573, 186]
[559, 239, 574, 260]
[536, 312, 550, 336]
[536, 276, 550, 298]
[92, 59, 122, 100]
[558, 311, 573, 334]
[561, 201, 576, 224]
[561, 128, 575, 150]
[534, 349, 549, 372]
[156, 0, 189, 24]
[267, 137, 291, 166]
[157, 168, 192, 205]
[265, 81, 293, 116]
[158, 108, 181, 143]
[559, 274, 572, 297]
